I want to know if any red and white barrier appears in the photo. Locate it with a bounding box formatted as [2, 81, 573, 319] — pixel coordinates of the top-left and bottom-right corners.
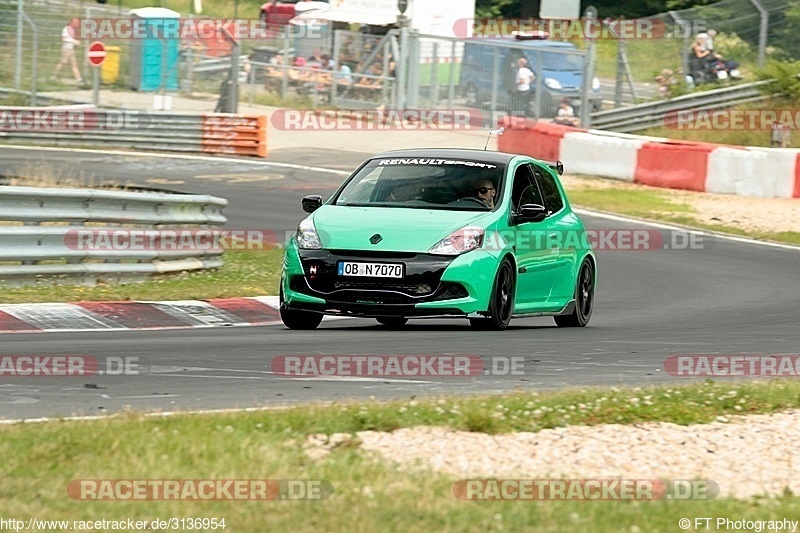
[498, 118, 800, 199]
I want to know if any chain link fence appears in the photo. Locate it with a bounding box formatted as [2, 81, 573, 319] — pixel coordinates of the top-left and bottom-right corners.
[596, 0, 792, 105]
[3, 0, 798, 118]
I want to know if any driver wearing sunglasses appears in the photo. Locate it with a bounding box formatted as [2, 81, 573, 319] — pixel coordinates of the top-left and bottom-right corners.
[472, 178, 496, 208]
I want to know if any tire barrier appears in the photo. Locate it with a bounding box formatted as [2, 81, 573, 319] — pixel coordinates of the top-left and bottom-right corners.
[0, 108, 268, 158]
[498, 118, 800, 199]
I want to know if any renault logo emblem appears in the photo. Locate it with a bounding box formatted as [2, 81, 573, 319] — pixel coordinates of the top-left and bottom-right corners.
[370, 234, 383, 245]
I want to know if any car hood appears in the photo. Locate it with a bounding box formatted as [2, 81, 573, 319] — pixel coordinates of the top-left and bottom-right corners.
[540, 69, 601, 93]
[311, 205, 493, 253]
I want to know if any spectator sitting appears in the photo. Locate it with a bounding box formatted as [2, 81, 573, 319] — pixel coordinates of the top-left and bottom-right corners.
[321, 54, 335, 72]
[553, 98, 580, 127]
[307, 48, 324, 63]
[692, 35, 712, 61]
[358, 62, 384, 87]
[335, 56, 354, 85]
[654, 68, 675, 97]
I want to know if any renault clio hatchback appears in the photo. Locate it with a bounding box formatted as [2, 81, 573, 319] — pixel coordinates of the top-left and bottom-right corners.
[280, 149, 596, 330]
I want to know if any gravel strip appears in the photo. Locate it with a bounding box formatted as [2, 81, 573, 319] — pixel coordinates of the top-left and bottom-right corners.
[560, 175, 800, 235]
[307, 410, 800, 499]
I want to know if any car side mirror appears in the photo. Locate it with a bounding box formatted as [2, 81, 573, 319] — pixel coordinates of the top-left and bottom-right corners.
[302, 195, 323, 213]
[515, 203, 547, 223]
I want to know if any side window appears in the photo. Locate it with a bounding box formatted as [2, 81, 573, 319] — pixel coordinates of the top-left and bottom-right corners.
[533, 167, 564, 215]
[511, 164, 543, 211]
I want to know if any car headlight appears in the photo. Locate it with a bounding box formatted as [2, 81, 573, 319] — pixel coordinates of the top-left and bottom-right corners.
[428, 226, 484, 255]
[592, 76, 601, 91]
[544, 77, 562, 89]
[296, 218, 322, 249]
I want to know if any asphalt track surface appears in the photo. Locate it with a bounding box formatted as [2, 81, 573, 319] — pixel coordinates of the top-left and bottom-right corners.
[1, 145, 798, 420]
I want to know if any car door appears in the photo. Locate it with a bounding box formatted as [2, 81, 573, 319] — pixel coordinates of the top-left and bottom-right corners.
[508, 163, 558, 309]
[531, 164, 578, 304]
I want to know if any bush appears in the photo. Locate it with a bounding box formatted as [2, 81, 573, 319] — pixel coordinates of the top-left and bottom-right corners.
[756, 59, 800, 104]
[714, 32, 755, 64]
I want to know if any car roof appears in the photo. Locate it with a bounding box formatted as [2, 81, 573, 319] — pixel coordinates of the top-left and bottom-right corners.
[372, 148, 519, 165]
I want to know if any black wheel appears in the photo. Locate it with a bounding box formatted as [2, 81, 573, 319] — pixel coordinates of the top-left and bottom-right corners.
[280, 287, 323, 330]
[471, 258, 515, 331]
[375, 317, 408, 329]
[555, 258, 594, 328]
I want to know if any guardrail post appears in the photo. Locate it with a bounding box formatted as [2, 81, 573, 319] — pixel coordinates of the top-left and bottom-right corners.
[15, 0, 23, 90]
[668, 11, 691, 84]
[229, 39, 240, 113]
[20, 11, 37, 106]
[580, 6, 597, 128]
[749, 0, 768, 67]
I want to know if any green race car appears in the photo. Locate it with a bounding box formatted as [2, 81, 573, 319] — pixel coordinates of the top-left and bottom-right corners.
[280, 148, 596, 330]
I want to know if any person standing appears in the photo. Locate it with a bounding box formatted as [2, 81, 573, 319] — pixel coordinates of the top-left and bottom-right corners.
[53, 18, 83, 84]
[513, 57, 534, 117]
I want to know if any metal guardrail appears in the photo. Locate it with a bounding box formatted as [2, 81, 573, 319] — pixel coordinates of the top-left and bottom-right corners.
[0, 88, 78, 107]
[193, 55, 250, 75]
[0, 108, 268, 157]
[590, 80, 775, 132]
[0, 186, 228, 285]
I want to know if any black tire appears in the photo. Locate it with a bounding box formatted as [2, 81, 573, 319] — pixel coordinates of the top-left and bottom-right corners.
[554, 258, 594, 328]
[279, 287, 323, 330]
[470, 258, 515, 331]
[375, 317, 408, 329]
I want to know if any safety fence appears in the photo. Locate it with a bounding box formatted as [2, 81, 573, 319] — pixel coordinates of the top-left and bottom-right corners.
[0, 185, 228, 286]
[590, 80, 774, 133]
[498, 118, 800, 199]
[0, 107, 268, 157]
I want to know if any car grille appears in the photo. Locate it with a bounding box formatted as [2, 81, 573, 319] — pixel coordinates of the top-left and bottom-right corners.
[293, 249, 469, 304]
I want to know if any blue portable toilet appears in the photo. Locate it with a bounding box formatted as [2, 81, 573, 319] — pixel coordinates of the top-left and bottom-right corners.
[129, 7, 180, 92]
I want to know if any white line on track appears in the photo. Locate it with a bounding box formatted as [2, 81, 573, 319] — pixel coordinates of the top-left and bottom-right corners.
[0, 144, 351, 176]
[574, 208, 800, 252]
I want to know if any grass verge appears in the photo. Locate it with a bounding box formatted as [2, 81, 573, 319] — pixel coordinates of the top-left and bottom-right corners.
[3, 381, 800, 531]
[566, 180, 800, 246]
[0, 249, 282, 304]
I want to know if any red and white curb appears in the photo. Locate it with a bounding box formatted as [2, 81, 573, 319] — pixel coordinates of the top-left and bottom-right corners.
[0, 296, 283, 334]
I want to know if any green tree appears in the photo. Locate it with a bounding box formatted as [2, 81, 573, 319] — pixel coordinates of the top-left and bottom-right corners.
[773, 1, 800, 60]
[757, 59, 800, 104]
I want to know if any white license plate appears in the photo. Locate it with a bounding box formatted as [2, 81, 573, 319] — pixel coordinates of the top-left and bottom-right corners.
[337, 261, 404, 278]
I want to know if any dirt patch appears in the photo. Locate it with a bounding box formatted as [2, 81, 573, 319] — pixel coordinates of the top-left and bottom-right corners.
[306, 410, 800, 500]
[562, 175, 800, 235]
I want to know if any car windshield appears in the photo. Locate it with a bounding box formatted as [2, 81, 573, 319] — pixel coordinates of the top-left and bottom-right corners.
[333, 157, 506, 211]
[541, 51, 583, 71]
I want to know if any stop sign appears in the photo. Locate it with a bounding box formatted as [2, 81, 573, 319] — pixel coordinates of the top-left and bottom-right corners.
[87, 41, 106, 67]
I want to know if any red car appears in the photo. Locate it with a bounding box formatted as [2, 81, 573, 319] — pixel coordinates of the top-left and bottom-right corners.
[260, 0, 329, 26]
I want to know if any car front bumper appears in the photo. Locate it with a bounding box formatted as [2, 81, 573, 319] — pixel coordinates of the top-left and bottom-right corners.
[280, 241, 502, 317]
